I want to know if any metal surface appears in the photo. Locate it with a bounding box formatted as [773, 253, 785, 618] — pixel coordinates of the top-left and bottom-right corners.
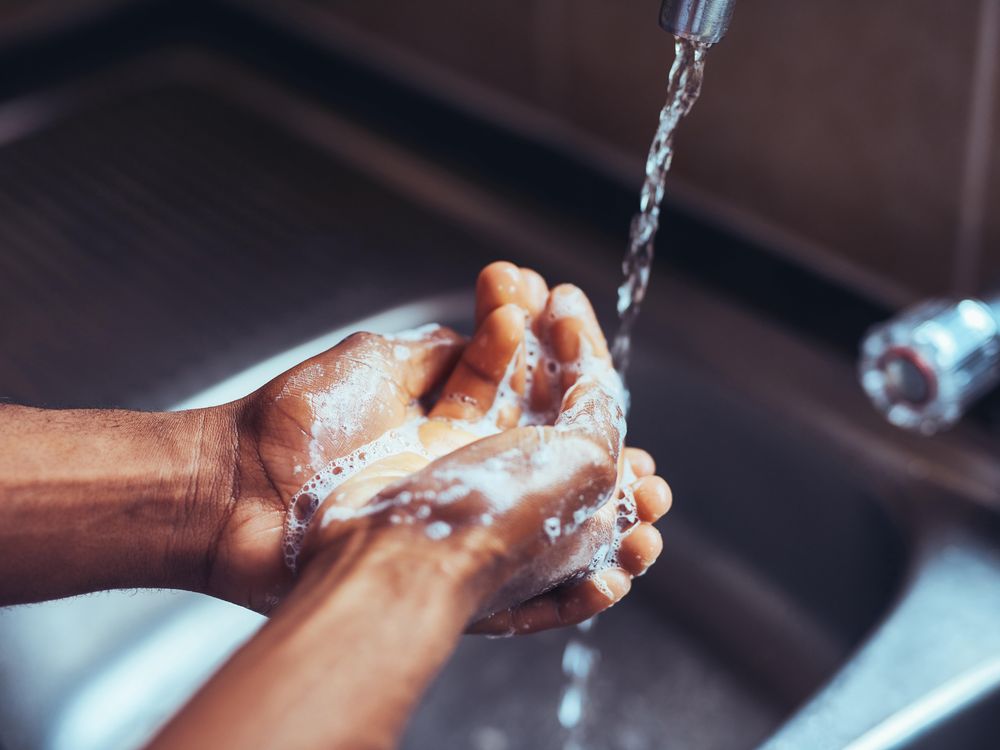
[659, 0, 737, 45]
[0, 291, 897, 750]
[0, 43, 998, 750]
[761, 514, 1000, 750]
[860, 297, 1000, 434]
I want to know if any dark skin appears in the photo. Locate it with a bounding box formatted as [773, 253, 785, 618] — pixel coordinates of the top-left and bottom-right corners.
[0, 262, 672, 749]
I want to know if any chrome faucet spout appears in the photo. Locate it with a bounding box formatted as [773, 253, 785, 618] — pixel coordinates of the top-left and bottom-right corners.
[659, 0, 737, 45]
[859, 294, 1000, 434]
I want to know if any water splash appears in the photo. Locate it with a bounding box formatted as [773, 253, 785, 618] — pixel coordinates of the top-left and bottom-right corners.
[611, 37, 710, 380]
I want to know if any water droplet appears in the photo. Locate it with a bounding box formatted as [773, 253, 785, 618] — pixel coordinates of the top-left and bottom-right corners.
[425, 521, 452, 540]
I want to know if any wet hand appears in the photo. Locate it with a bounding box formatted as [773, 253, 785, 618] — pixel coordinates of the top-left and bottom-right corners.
[205, 324, 465, 611]
[297, 262, 671, 632]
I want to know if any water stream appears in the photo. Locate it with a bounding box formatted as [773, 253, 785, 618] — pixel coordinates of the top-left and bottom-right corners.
[611, 37, 710, 380]
[558, 37, 711, 750]
[558, 620, 600, 749]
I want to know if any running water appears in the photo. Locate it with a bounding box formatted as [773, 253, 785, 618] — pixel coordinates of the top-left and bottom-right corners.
[558, 620, 600, 750]
[559, 38, 711, 750]
[611, 37, 710, 380]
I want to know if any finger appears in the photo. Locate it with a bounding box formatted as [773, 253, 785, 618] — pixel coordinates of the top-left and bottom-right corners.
[327, 452, 431, 510]
[533, 285, 613, 410]
[468, 568, 631, 636]
[430, 304, 525, 425]
[633, 475, 672, 522]
[543, 284, 610, 366]
[625, 447, 656, 478]
[616, 523, 663, 577]
[388, 325, 467, 400]
[518, 267, 549, 322]
[556, 378, 625, 464]
[474, 261, 534, 326]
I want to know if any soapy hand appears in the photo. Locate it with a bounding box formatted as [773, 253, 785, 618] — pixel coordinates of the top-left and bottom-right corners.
[209, 262, 670, 630]
[205, 322, 466, 610]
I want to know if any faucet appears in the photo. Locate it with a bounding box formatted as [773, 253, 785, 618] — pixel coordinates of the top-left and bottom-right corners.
[859, 295, 1000, 434]
[656, 1, 1000, 438]
[658, 0, 738, 45]
[655, 3, 1000, 435]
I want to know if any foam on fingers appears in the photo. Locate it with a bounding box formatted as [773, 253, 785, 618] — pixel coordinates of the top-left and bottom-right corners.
[468, 565, 632, 636]
[544, 284, 610, 363]
[387, 325, 466, 399]
[533, 568, 630, 632]
[616, 523, 663, 577]
[430, 304, 526, 423]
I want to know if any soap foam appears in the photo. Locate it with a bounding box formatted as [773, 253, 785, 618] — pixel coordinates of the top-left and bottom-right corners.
[282, 418, 435, 570]
[384, 323, 442, 342]
[280, 311, 630, 572]
[425, 520, 452, 540]
[543, 517, 562, 543]
[584, 459, 640, 575]
[303, 360, 388, 472]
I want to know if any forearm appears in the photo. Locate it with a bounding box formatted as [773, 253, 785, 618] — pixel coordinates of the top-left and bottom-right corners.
[0, 403, 234, 604]
[148, 525, 483, 750]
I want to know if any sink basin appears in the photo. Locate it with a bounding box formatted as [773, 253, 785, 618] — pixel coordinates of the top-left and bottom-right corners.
[0, 32, 998, 750]
[0, 294, 906, 750]
[403, 308, 908, 750]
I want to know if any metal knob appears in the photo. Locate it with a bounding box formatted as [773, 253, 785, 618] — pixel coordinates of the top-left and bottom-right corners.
[659, 0, 737, 44]
[859, 297, 1000, 434]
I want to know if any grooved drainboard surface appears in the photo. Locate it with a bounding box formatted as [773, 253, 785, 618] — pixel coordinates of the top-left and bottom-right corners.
[0, 82, 494, 410]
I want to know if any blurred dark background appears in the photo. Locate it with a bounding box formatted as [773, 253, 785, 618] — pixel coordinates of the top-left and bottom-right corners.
[246, 0, 1000, 303]
[3, 0, 995, 417]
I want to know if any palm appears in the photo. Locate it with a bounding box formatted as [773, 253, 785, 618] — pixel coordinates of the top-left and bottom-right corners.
[211, 329, 461, 611]
[255, 332, 452, 500]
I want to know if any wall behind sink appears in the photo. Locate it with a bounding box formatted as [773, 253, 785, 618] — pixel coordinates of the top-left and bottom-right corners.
[241, 0, 1000, 306]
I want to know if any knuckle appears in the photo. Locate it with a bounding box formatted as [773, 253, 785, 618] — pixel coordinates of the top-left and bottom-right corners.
[342, 331, 383, 349]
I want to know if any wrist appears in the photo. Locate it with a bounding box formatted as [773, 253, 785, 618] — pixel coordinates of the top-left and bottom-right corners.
[168, 402, 244, 594]
[190, 397, 296, 607]
[299, 518, 496, 621]
[149, 513, 482, 750]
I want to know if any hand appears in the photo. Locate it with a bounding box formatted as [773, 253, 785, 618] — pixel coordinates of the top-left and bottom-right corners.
[206, 262, 670, 628]
[205, 323, 466, 611]
[147, 263, 674, 750]
[296, 262, 671, 631]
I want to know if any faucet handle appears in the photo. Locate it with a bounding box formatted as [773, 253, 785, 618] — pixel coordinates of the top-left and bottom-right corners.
[859, 297, 1000, 434]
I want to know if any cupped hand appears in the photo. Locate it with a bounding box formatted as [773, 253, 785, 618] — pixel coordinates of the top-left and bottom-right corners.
[206, 324, 465, 611]
[206, 262, 670, 628]
[296, 262, 671, 632]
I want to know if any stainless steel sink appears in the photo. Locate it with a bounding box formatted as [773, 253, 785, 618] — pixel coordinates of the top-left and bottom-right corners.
[0, 292, 903, 750]
[1, 43, 999, 750]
